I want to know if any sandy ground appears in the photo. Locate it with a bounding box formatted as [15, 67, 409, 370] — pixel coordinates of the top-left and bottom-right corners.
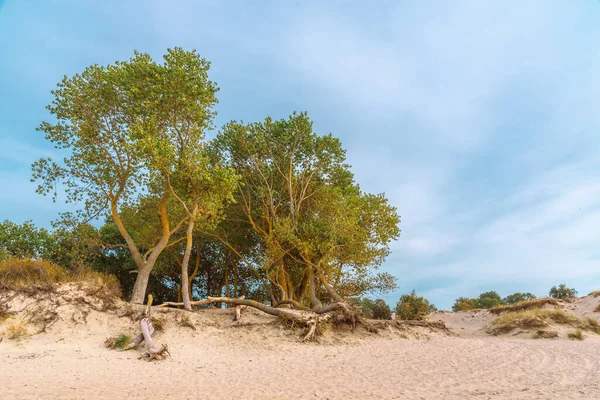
[2, 287, 600, 400]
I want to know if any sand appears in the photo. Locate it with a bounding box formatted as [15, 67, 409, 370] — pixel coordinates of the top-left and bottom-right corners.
[2, 287, 600, 400]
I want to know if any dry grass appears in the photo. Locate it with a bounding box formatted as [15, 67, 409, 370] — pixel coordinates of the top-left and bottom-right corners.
[594, 304, 600, 313]
[568, 329, 584, 341]
[177, 312, 196, 330]
[589, 290, 600, 297]
[489, 298, 559, 315]
[6, 320, 29, 340]
[0, 258, 121, 303]
[533, 330, 558, 339]
[488, 309, 595, 336]
[0, 258, 69, 288]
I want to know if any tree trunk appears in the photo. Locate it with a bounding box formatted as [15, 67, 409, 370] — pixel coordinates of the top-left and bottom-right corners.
[180, 204, 199, 311]
[308, 267, 322, 309]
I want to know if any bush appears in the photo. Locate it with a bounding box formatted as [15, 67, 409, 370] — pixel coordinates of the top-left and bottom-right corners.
[502, 292, 536, 305]
[549, 284, 577, 299]
[372, 299, 392, 320]
[452, 297, 477, 311]
[475, 291, 503, 309]
[0, 258, 68, 287]
[396, 290, 437, 320]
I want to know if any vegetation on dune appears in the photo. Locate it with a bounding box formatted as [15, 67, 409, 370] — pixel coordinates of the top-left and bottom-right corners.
[568, 329, 584, 341]
[489, 298, 559, 315]
[533, 330, 558, 339]
[105, 333, 132, 350]
[0, 257, 121, 299]
[488, 308, 599, 336]
[17, 47, 401, 330]
[549, 284, 577, 300]
[6, 321, 29, 340]
[395, 290, 437, 321]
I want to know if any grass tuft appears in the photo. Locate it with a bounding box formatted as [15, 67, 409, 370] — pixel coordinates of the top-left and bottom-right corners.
[489, 309, 600, 336]
[105, 333, 132, 350]
[489, 298, 559, 315]
[6, 321, 29, 340]
[568, 329, 584, 341]
[533, 330, 558, 339]
[0, 258, 68, 288]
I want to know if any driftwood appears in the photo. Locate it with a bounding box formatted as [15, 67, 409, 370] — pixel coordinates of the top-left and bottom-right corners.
[156, 295, 358, 341]
[123, 295, 170, 360]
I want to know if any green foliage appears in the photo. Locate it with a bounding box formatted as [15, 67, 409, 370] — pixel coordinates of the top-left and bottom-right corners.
[110, 333, 132, 349]
[0, 220, 55, 261]
[372, 299, 392, 320]
[453, 291, 504, 311]
[475, 291, 503, 309]
[502, 292, 537, 305]
[549, 284, 577, 299]
[452, 297, 477, 311]
[395, 290, 437, 320]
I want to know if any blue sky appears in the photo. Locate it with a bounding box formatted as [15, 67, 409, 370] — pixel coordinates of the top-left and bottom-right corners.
[1, 1, 600, 309]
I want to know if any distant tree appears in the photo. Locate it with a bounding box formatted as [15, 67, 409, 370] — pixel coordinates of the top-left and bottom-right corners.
[372, 299, 392, 320]
[353, 298, 376, 319]
[502, 292, 537, 304]
[549, 284, 577, 299]
[396, 290, 437, 320]
[0, 220, 55, 261]
[452, 297, 477, 311]
[475, 290, 503, 309]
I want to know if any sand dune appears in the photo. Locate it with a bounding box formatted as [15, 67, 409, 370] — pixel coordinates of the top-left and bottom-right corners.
[2, 286, 600, 400]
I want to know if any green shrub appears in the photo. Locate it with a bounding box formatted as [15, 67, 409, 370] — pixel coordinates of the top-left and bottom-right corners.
[396, 290, 437, 320]
[549, 284, 577, 300]
[372, 299, 391, 320]
[502, 292, 537, 305]
[452, 297, 477, 311]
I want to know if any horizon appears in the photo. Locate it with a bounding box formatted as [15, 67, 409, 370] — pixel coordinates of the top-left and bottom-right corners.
[1, 1, 600, 310]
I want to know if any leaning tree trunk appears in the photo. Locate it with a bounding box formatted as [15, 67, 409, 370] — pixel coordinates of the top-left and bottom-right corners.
[180, 205, 199, 311]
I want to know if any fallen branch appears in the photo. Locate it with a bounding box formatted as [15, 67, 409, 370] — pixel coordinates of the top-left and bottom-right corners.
[157, 299, 212, 308]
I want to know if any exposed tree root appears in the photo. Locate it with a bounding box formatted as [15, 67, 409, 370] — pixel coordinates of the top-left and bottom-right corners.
[122, 295, 171, 361]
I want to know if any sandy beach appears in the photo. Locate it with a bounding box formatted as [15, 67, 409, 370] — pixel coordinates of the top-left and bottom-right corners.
[2, 285, 600, 400]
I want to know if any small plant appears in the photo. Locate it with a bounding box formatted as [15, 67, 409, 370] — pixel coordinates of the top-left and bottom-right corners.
[105, 333, 132, 350]
[6, 321, 29, 340]
[533, 330, 558, 339]
[568, 329, 584, 341]
[452, 297, 477, 311]
[151, 317, 165, 332]
[177, 313, 196, 330]
[583, 317, 600, 334]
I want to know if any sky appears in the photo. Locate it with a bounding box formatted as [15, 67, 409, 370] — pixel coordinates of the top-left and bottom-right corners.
[1, 1, 600, 310]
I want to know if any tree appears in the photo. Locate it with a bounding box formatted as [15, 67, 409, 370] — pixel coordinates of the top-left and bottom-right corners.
[452, 297, 477, 312]
[396, 290, 437, 320]
[372, 299, 392, 320]
[475, 290, 503, 309]
[502, 292, 536, 304]
[32, 48, 222, 303]
[549, 284, 577, 299]
[214, 112, 400, 310]
[0, 220, 55, 261]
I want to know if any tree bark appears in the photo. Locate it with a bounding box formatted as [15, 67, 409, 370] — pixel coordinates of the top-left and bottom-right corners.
[180, 203, 199, 311]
